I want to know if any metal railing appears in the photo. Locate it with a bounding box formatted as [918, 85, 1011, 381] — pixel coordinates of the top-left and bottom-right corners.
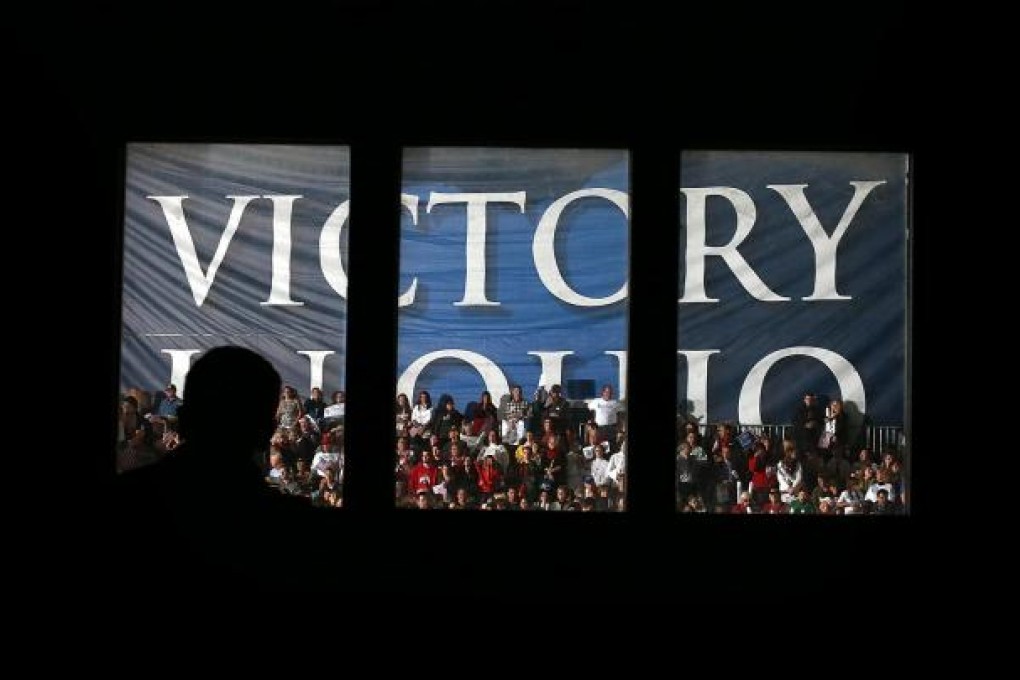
[686, 422, 905, 455]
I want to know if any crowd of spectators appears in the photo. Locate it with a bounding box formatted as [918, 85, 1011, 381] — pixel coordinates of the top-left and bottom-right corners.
[116, 382, 906, 515]
[117, 382, 348, 509]
[676, 392, 908, 514]
[394, 383, 626, 511]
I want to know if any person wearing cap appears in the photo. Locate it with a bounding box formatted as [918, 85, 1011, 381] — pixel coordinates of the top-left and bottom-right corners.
[541, 384, 570, 435]
[155, 383, 182, 419]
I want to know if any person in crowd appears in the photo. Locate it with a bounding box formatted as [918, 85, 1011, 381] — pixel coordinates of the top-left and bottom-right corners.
[408, 390, 433, 441]
[395, 445, 413, 499]
[449, 486, 475, 510]
[456, 452, 479, 501]
[117, 394, 157, 473]
[156, 383, 182, 418]
[475, 452, 504, 503]
[478, 428, 509, 472]
[414, 489, 433, 510]
[811, 474, 841, 509]
[541, 431, 567, 487]
[394, 392, 413, 435]
[792, 391, 825, 457]
[590, 443, 611, 488]
[747, 442, 771, 507]
[761, 488, 786, 514]
[277, 465, 303, 496]
[294, 458, 313, 493]
[554, 485, 573, 511]
[310, 436, 341, 483]
[836, 477, 866, 515]
[682, 493, 707, 513]
[712, 444, 740, 511]
[313, 465, 342, 505]
[676, 441, 695, 507]
[870, 488, 898, 515]
[276, 385, 304, 430]
[732, 490, 754, 514]
[303, 387, 327, 427]
[293, 415, 320, 466]
[776, 440, 803, 504]
[408, 447, 440, 496]
[468, 390, 498, 437]
[440, 425, 466, 465]
[865, 468, 897, 505]
[542, 384, 570, 434]
[148, 383, 182, 434]
[432, 395, 464, 440]
[606, 440, 627, 494]
[504, 486, 521, 510]
[586, 383, 622, 445]
[499, 384, 530, 445]
[789, 488, 816, 514]
[321, 390, 346, 430]
[823, 444, 852, 489]
[565, 432, 589, 493]
[821, 398, 848, 460]
[507, 443, 539, 501]
[853, 447, 875, 479]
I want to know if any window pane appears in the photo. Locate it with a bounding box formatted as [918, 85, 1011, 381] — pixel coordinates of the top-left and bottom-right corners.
[397, 147, 630, 512]
[117, 144, 350, 508]
[676, 151, 910, 515]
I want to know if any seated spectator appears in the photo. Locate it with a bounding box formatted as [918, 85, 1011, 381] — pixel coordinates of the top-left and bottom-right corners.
[303, 387, 327, 426]
[310, 440, 341, 481]
[117, 394, 157, 473]
[776, 441, 803, 504]
[432, 395, 464, 440]
[836, 478, 866, 515]
[870, 488, 898, 515]
[682, 493, 707, 513]
[865, 468, 897, 505]
[478, 429, 509, 472]
[408, 390, 433, 441]
[321, 390, 346, 430]
[788, 488, 816, 514]
[732, 490, 754, 514]
[761, 488, 786, 515]
[467, 390, 498, 437]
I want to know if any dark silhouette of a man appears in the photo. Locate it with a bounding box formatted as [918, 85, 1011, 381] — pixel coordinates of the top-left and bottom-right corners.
[110, 346, 322, 589]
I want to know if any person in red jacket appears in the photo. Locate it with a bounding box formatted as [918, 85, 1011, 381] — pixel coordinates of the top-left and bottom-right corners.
[748, 442, 772, 507]
[408, 447, 440, 496]
[475, 452, 504, 502]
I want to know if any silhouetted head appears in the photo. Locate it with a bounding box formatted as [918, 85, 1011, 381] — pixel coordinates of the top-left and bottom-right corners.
[177, 346, 281, 459]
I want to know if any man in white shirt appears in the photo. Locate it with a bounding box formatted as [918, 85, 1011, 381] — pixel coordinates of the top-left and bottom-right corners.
[587, 384, 622, 444]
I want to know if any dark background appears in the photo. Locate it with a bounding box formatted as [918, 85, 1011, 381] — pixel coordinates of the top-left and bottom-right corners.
[15, 1, 931, 604]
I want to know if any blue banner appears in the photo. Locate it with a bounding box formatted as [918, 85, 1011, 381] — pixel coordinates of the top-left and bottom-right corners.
[118, 145, 906, 431]
[678, 151, 908, 426]
[397, 148, 630, 409]
[119, 144, 351, 398]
